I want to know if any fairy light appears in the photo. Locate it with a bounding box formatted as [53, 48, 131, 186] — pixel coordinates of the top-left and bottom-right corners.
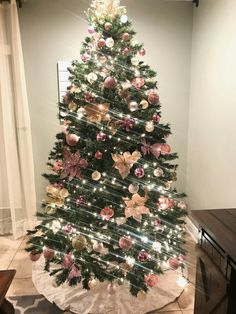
[141, 236, 148, 243]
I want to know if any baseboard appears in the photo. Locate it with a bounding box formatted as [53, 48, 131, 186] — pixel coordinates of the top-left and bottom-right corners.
[185, 216, 198, 243]
[0, 216, 12, 234]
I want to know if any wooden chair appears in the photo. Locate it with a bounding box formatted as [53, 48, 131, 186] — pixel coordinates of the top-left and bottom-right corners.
[0, 270, 16, 314]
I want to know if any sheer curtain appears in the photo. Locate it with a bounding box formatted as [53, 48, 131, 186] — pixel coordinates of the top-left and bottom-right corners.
[0, 0, 37, 238]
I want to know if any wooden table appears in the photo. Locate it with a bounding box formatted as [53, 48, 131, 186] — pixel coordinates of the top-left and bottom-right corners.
[192, 209, 236, 314]
[0, 270, 16, 314]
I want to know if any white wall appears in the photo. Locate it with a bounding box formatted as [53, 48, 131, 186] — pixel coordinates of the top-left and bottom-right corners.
[187, 0, 236, 209]
[19, 0, 193, 207]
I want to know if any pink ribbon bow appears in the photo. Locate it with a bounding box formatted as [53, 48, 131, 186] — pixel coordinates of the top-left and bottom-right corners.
[117, 118, 135, 132]
[141, 139, 162, 158]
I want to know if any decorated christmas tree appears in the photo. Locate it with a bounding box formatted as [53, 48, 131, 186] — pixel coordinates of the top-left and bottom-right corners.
[27, 0, 187, 298]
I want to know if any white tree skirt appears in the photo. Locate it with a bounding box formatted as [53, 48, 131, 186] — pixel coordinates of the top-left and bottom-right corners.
[32, 257, 186, 314]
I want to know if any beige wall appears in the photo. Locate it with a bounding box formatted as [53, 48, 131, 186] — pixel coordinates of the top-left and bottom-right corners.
[19, 0, 193, 207]
[187, 0, 236, 209]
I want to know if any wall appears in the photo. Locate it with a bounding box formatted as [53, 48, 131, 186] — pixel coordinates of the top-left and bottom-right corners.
[19, 0, 193, 207]
[187, 0, 236, 209]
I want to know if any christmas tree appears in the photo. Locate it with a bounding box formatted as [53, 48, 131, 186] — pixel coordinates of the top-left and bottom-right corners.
[27, 0, 187, 297]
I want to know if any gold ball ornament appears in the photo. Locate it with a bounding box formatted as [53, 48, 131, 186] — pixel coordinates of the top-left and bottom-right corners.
[140, 99, 149, 109]
[68, 101, 77, 112]
[91, 171, 101, 181]
[45, 205, 56, 215]
[165, 181, 173, 190]
[137, 290, 147, 301]
[104, 22, 112, 31]
[145, 121, 154, 132]
[72, 235, 87, 251]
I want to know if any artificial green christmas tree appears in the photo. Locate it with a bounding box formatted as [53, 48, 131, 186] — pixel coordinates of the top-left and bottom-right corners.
[27, 0, 187, 297]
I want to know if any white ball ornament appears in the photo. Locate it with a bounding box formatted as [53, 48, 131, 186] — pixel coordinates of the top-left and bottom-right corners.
[129, 101, 138, 112]
[131, 57, 139, 66]
[154, 168, 164, 177]
[128, 184, 139, 194]
[105, 37, 114, 48]
[120, 15, 128, 23]
[145, 121, 154, 132]
[87, 72, 98, 84]
[121, 80, 131, 90]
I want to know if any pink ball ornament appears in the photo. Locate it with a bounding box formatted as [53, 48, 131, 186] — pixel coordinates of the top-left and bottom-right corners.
[179, 254, 186, 262]
[139, 48, 146, 56]
[134, 167, 145, 178]
[100, 207, 114, 221]
[119, 236, 133, 250]
[122, 47, 130, 55]
[96, 132, 107, 142]
[66, 133, 80, 146]
[148, 91, 159, 104]
[64, 224, 73, 234]
[81, 53, 91, 62]
[104, 76, 117, 89]
[52, 160, 63, 172]
[168, 257, 180, 270]
[76, 196, 86, 207]
[161, 143, 171, 155]
[154, 219, 162, 230]
[152, 113, 161, 123]
[131, 77, 145, 89]
[95, 150, 103, 160]
[137, 250, 149, 262]
[98, 38, 106, 48]
[88, 26, 95, 34]
[29, 251, 41, 262]
[145, 273, 159, 287]
[43, 247, 55, 260]
[84, 91, 94, 103]
[122, 32, 130, 41]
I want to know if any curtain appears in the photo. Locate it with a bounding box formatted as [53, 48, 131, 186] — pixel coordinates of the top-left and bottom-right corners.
[0, 0, 37, 238]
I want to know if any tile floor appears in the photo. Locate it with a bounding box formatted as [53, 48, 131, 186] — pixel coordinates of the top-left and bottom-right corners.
[0, 234, 197, 314]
